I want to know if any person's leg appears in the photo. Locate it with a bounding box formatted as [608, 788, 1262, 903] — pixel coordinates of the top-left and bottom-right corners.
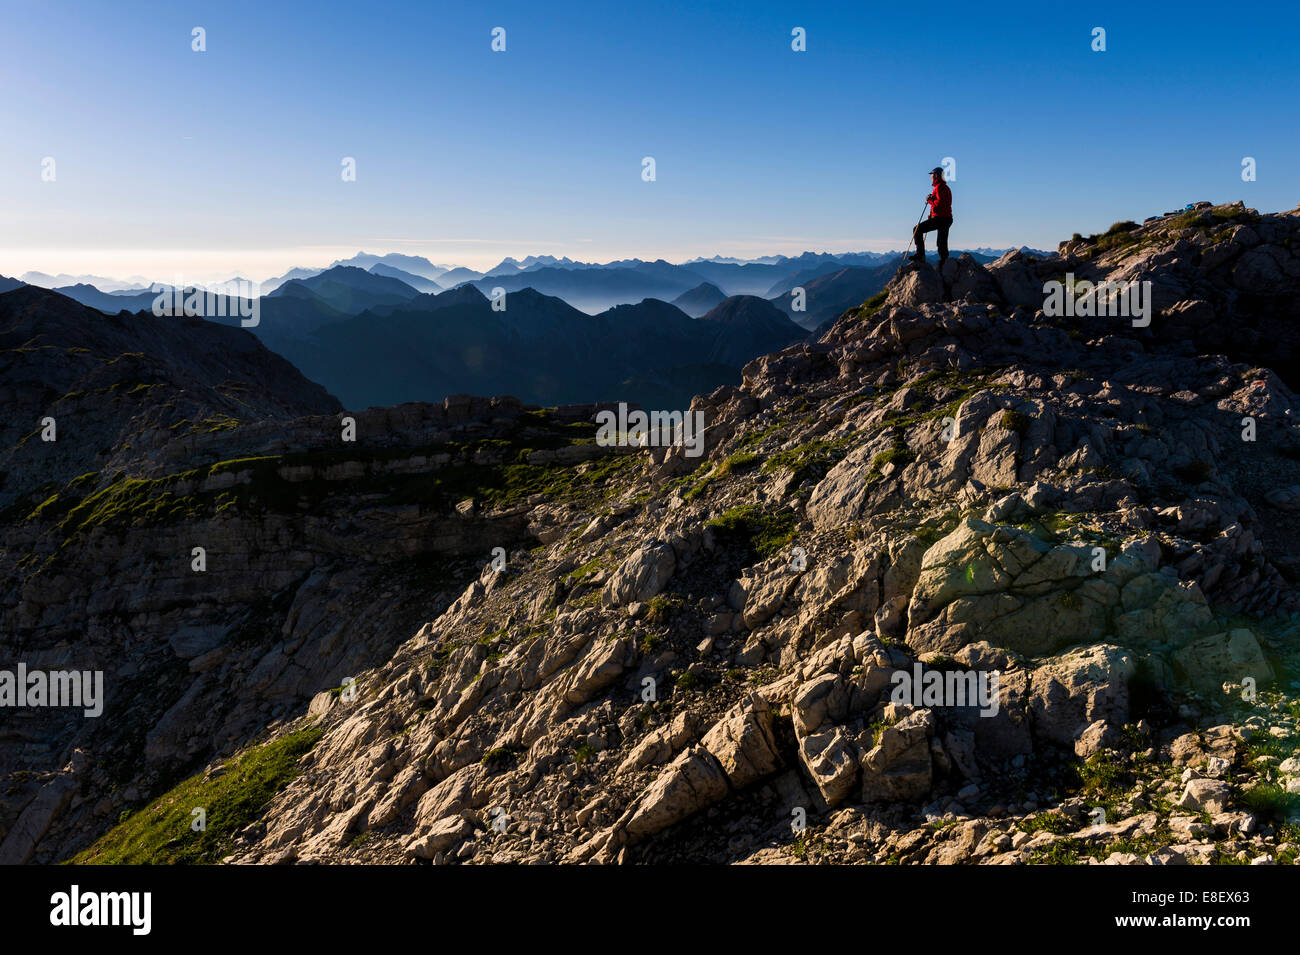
[913, 219, 938, 258]
[937, 218, 951, 261]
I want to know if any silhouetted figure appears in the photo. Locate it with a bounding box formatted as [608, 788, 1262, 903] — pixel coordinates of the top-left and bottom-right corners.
[911, 167, 953, 264]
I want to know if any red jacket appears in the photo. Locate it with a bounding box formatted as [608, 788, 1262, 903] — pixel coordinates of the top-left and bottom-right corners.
[927, 182, 952, 219]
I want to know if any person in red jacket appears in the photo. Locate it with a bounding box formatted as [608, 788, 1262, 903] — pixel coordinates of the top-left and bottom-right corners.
[910, 166, 953, 264]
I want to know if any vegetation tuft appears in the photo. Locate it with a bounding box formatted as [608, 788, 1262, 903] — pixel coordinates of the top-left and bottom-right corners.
[705, 504, 797, 561]
[71, 727, 322, 864]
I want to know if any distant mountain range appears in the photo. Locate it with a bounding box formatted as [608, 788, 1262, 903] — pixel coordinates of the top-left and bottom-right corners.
[260, 266, 324, 294]
[18, 245, 1049, 316]
[269, 266, 424, 313]
[1, 265, 809, 409]
[242, 272, 808, 409]
[327, 252, 452, 281]
[671, 282, 728, 318]
[2, 243, 1048, 409]
[963, 246, 1053, 258]
[769, 262, 902, 332]
[368, 264, 443, 293]
[19, 271, 154, 293]
[423, 248, 1033, 313]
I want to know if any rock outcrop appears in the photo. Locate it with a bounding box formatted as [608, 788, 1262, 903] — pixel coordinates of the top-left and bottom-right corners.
[6, 204, 1300, 867]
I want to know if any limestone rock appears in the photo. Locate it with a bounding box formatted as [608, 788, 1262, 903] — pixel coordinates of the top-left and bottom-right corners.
[604, 541, 676, 606]
[1172, 629, 1273, 693]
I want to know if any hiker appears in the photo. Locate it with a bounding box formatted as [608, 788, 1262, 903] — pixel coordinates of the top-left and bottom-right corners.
[910, 167, 953, 264]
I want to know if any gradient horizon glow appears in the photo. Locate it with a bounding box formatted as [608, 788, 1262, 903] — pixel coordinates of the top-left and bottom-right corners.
[2, 0, 1297, 283]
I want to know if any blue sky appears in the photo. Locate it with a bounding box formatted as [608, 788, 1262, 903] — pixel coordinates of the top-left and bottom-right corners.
[2, 0, 1296, 281]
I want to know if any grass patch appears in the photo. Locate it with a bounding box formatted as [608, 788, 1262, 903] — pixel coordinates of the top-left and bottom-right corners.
[684, 451, 761, 501]
[1168, 205, 1259, 234]
[22, 413, 635, 564]
[761, 438, 849, 486]
[715, 451, 760, 476]
[867, 718, 893, 748]
[1240, 782, 1300, 822]
[644, 594, 681, 626]
[868, 444, 915, 474]
[1077, 751, 1126, 799]
[737, 423, 783, 450]
[1057, 590, 1082, 611]
[1018, 812, 1070, 835]
[1084, 231, 1143, 258]
[860, 289, 888, 317]
[71, 727, 322, 864]
[1054, 750, 1142, 822]
[999, 409, 1032, 436]
[481, 745, 524, 772]
[563, 556, 609, 587]
[706, 504, 797, 561]
[1028, 825, 1175, 865]
[879, 367, 1008, 433]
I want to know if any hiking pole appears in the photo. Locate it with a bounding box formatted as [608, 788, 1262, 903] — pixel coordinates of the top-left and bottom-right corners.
[899, 201, 930, 268]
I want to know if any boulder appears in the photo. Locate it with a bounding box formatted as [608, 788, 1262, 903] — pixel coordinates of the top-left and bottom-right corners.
[617, 711, 698, 775]
[407, 815, 473, 859]
[1177, 778, 1231, 814]
[699, 693, 782, 788]
[1029, 644, 1134, 749]
[861, 709, 935, 803]
[0, 776, 76, 865]
[625, 747, 729, 839]
[604, 541, 676, 606]
[890, 267, 944, 307]
[948, 254, 1002, 303]
[797, 727, 860, 808]
[1264, 486, 1300, 511]
[987, 250, 1044, 308]
[560, 636, 631, 706]
[1172, 629, 1273, 693]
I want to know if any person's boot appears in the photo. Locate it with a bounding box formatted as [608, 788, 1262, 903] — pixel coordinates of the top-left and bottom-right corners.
[908, 251, 925, 262]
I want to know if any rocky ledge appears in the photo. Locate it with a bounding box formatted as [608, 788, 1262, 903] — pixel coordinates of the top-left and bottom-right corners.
[7, 203, 1300, 865]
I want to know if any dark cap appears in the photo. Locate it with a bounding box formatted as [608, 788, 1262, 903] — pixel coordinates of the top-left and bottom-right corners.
[929, 167, 945, 176]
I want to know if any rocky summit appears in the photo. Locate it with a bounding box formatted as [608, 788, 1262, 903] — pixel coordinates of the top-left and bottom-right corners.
[4, 202, 1300, 866]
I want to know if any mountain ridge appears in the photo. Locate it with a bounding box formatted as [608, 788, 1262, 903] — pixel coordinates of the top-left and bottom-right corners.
[7, 203, 1300, 867]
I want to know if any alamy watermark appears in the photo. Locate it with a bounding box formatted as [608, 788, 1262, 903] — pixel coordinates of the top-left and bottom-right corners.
[50, 885, 150, 935]
[1043, 273, 1151, 327]
[151, 276, 261, 327]
[1, 664, 103, 717]
[595, 402, 705, 458]
[890, 663, 999, 717]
